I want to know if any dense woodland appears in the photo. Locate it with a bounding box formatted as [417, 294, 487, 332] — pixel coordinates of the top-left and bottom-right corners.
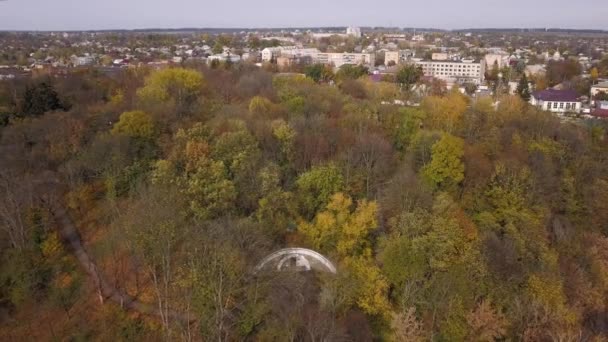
[1, 62, 608, 341]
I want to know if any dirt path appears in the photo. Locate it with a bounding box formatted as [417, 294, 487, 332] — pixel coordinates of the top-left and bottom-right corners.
[39, 179, 190, 323]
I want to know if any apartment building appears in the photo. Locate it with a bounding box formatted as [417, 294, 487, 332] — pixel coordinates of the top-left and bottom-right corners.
[384, 50, 415, 66]
[313, 52, 375, 68]
[261, 46, 297, 62]
[263, 46, 374, 68]
[484, 53, 509, 69]
[385, 51, 399, 65]
[415, 59, 485, 85]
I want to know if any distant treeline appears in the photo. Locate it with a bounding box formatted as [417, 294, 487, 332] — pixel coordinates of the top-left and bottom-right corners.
[1, 26, 606, 36]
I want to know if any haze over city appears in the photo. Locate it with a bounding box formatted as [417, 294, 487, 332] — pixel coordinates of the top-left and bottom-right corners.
[1, 0, 607, 31]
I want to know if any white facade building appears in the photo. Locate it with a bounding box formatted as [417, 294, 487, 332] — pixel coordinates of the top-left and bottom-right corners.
[484, 53, 509, 69]
[346, 26, 362, 38]
[385, 51, 399, 66]
[530, 89, 581, 114]
[384, 50, 416, 66]
[263, 46, 374, 68]
[415, 59, 485, 85]
[261, 46, 297, 62]
[313, 52, 375, 68]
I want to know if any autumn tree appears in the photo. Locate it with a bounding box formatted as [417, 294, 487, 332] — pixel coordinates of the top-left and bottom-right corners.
[422, 133, 465, 191]
[137, 67, 205, 117]
[590, 67, 599, 84]
[111, 110, 156, 140]
[299, 192, 377, 258]
[300, 193, 391, 318]
[421, 87, 468, 133]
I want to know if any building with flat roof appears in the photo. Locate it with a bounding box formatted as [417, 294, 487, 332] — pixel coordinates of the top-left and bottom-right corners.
[384, 50, 416, 66]
[261, 46, 298, 62]
[313, 52, 374, 68]
[484, 53, 509, 70]
[415, 59, 485, 85]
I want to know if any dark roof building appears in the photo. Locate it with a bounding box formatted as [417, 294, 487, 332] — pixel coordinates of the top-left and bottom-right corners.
[530, 88, 581, 114]
[531, 89, 579, 102]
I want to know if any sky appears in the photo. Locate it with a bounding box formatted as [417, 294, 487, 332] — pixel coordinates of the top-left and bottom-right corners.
[0, 0, 607, 31]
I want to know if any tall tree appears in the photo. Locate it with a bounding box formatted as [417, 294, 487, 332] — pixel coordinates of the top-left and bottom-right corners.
[19, 81, 67, 117]
[516, 73, 531, 102]
[304, 64, 334, 83]
[396, 64, 423, 91]
[422, 133, 465, 191]
[137, 67, 205, 117]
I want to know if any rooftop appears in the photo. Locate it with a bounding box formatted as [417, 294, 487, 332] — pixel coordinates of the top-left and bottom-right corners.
[532, 89, 579, 102]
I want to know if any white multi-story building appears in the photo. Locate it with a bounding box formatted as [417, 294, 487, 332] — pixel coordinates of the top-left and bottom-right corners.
[313, 52, 375, 68]
[385, 51, 399, 66]
[346, 26, 362, 38]
[261, 46, 297, 62]
[384, 50, 416, 66]
[415, 59, 485, 85]
[484, 53, 509, 70]
[282, 48, 321, 59]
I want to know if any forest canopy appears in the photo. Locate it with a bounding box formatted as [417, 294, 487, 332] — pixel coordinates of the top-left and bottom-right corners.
[1, 64, 608, 341]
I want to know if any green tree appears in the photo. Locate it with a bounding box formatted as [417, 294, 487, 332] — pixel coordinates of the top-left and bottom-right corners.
[185, 158, 237, 220]
[396, 64, 423, 90]
[422, 133, 465, 190]
[304, 64, 334, 83]
[336, 64, 368, 81]
[296, 164, 344, 218]
[516, 73, 531, 102]
[19, 81, 67, 117]
[271, 119, 296, 168]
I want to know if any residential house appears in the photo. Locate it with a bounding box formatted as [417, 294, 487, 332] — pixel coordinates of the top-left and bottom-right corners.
[530, 89, 581, 114]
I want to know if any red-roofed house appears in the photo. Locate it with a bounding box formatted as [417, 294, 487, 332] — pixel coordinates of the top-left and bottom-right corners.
[530, 89, 581, 114]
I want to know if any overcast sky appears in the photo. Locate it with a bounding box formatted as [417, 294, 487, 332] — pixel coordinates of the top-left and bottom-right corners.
[0, 0, 607, 31]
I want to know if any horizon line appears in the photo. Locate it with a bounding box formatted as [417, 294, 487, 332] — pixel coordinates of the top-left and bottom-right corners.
[0, 26, 607, 34]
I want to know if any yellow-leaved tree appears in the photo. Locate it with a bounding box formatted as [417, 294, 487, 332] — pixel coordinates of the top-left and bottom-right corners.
[111, 110, 156, 139]
[299, 192, 377, 258]
[299, 192, 391, 318]
[137, 67, 205, 117]
[421, 86, 468, 133]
